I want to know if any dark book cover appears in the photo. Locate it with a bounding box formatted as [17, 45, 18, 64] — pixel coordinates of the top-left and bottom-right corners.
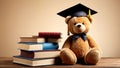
[20, 50, 60, 58]
[38, 32, 61, 38]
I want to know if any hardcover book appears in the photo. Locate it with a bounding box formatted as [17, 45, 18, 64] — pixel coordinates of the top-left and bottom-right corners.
[18, 42, 59, 51]
[20, 50, 60, 59]
[20, 37, 61, 43]
[38, 32, 61, 38]
[20, 37, 45, 43]
[13, 56, 61, 66]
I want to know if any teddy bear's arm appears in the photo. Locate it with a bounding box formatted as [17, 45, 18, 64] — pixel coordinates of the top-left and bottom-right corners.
[62, 35, 73, 48]
[87, 35, 100, 50]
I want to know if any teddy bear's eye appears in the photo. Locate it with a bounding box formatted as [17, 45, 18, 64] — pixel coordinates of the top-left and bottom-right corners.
[74, 23, 76, 25]
[82, 23, 84, 24]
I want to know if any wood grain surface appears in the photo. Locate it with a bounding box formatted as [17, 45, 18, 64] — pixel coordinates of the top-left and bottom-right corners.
[0, 57, 120, 68]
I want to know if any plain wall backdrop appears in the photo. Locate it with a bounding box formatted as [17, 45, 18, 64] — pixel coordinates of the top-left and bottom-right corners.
[0, 0, 120, 57]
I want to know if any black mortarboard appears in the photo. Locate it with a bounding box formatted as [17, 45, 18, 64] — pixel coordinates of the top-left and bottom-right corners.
[57, 3, 97, 18]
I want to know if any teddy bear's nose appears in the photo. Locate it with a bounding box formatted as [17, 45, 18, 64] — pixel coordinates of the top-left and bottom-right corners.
[77, 25, 81, 28]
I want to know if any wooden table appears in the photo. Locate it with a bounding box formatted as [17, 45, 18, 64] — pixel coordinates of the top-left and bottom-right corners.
[0, 57, 120, 68]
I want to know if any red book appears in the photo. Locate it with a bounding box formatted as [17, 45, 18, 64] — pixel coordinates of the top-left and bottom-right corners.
[38, 32, 61, 38]
[20, 50, 60, 59]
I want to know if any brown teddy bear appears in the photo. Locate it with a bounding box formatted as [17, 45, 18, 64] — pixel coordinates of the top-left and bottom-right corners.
[58, 4, 101, 65]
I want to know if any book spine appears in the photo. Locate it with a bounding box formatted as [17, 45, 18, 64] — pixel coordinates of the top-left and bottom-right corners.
[38, 32, 61, 38]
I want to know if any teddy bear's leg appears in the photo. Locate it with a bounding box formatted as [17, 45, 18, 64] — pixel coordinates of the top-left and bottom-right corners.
[84, 48, 101, 65]
[60, 48, 77, 64]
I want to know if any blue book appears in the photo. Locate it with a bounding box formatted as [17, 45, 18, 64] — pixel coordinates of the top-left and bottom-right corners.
[18, 42, 59, 51]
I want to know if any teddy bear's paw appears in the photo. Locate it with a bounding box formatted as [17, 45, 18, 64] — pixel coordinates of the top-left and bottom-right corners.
[60, 48, 77, 64]
[84, 49, 101, 65]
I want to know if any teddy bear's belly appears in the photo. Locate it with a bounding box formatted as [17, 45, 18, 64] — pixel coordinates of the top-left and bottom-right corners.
[71, 38, 89, 59]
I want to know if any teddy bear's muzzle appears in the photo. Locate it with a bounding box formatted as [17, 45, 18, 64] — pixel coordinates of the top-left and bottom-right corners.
[75, 23, 86, 33]
[75, 23, 81, 28]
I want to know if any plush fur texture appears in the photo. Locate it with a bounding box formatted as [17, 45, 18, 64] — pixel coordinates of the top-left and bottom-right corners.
[60, 15, 101, 65]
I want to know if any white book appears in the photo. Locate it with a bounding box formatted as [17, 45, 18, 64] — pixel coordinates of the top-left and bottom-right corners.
[18, 42, 59, 51]
[20, 37, 61, 43]
[13, 56, 59, 66]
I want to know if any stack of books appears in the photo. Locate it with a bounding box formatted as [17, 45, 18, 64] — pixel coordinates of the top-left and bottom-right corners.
[13, 32, 61, 66]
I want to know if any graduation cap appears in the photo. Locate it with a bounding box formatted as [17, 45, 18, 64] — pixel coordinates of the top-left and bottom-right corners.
[57, 3, 97, 18]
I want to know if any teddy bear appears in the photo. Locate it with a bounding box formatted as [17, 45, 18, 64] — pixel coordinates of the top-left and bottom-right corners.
[60, 13, 101, 65]
[58, 4, 101, 64]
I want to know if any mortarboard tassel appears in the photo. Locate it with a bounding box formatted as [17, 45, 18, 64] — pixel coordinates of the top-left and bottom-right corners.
[88, 9, 93, 23]
[88, 9, 91, 16]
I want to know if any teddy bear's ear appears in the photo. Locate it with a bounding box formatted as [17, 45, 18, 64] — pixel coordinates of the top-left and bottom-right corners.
[87, 10, 93, 23]
[65, 16, 72, 24]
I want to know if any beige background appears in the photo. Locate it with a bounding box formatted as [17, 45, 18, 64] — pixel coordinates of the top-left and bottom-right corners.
[0, 0, 120, 57]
